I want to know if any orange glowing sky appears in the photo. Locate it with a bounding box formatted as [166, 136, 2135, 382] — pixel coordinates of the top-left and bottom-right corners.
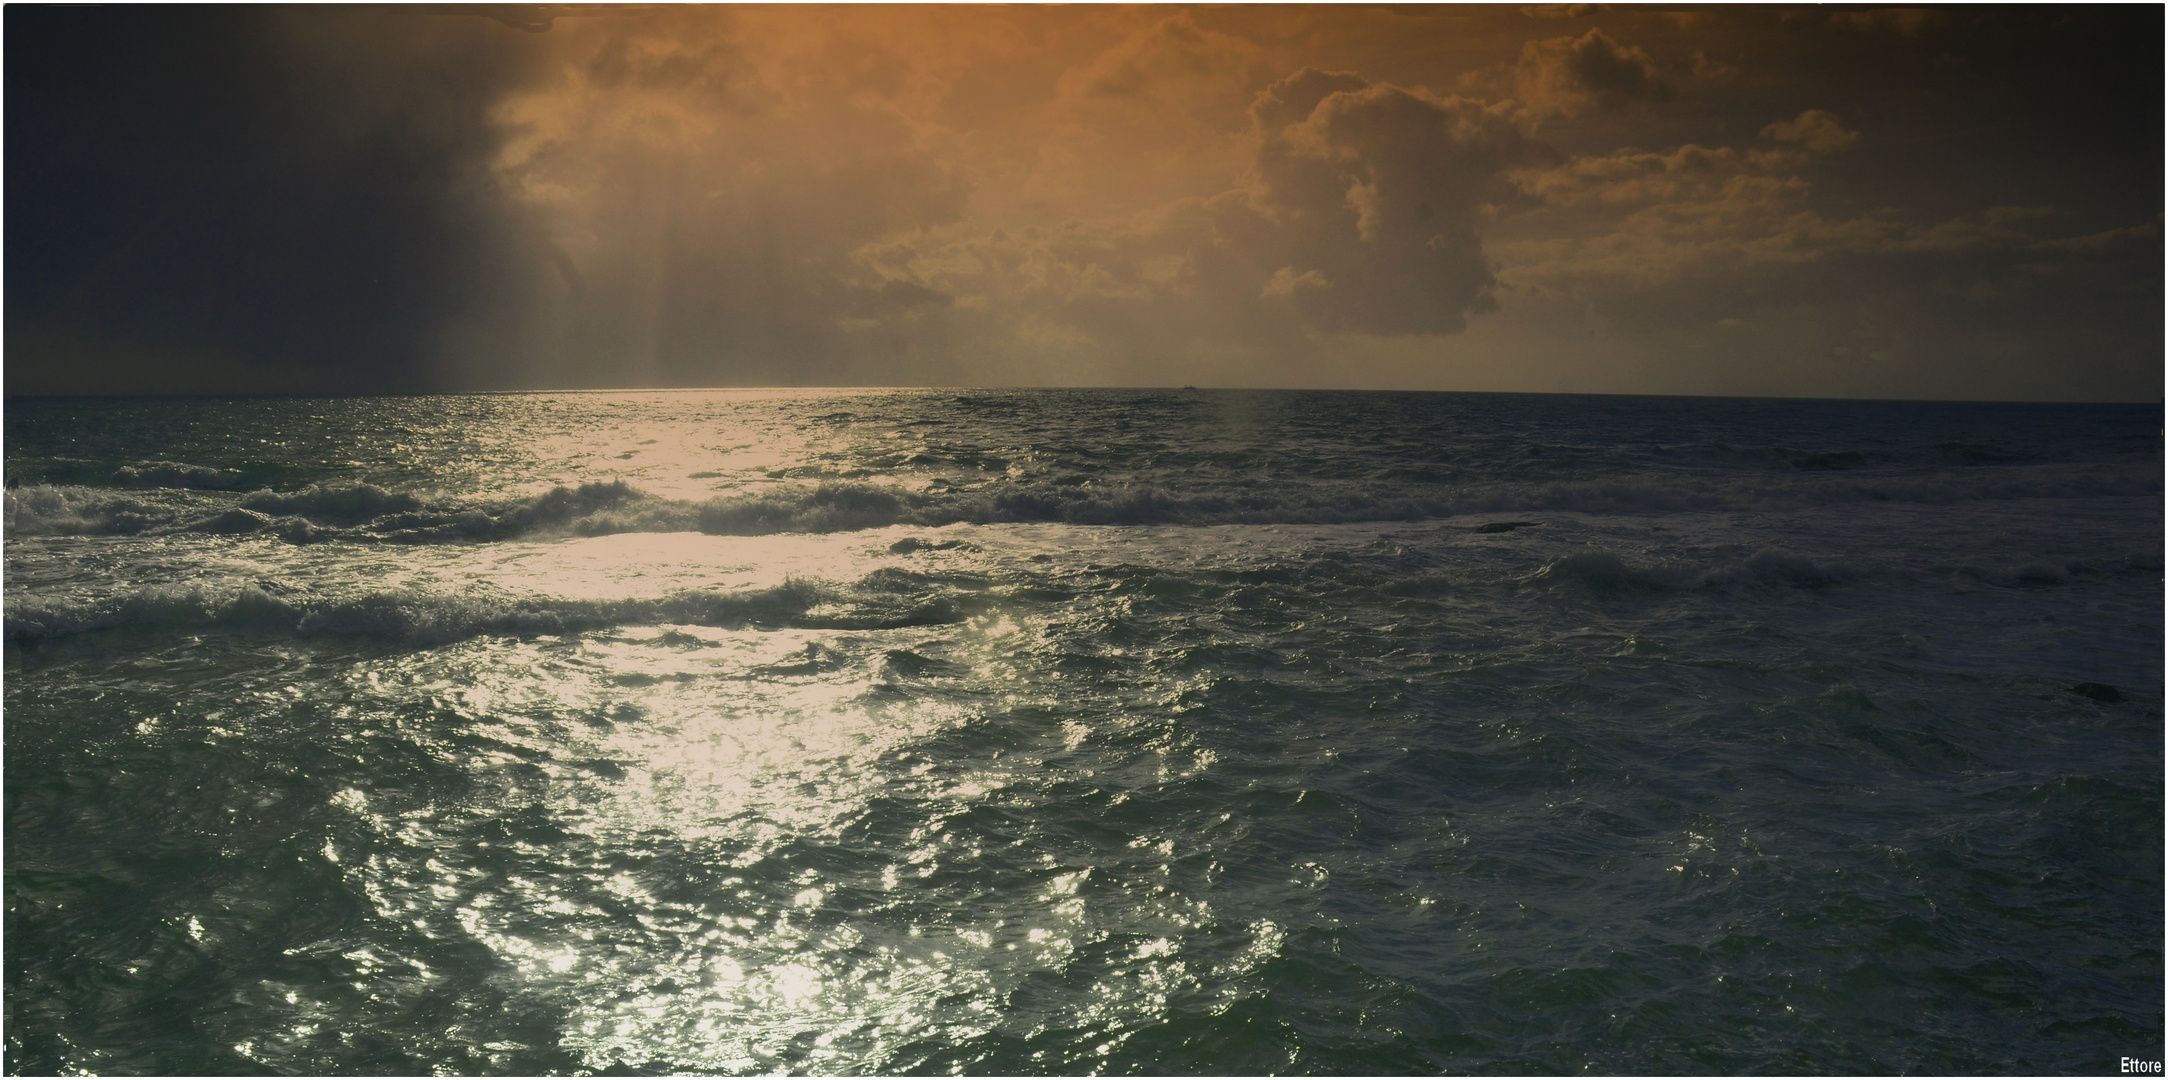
[7, 5, 2161, 399]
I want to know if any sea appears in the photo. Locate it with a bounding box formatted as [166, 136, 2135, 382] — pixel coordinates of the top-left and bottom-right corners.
[3, 389, 2161, 1075]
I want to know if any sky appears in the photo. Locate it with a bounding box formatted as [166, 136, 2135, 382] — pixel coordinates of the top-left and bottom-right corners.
[6, 4, 2161, 400]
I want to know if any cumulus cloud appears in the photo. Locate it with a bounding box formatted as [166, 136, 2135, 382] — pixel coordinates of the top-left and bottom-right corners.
[1248, 67, 1371, 131]
[1514, 28, 1668, 117]
[865, 68, 1550, 354]
[1240, 72, 1550, 333]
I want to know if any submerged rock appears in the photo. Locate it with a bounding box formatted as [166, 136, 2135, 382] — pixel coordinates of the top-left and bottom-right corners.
[2070, 682, 2122, 702]
[1478, 521, 1539, 533]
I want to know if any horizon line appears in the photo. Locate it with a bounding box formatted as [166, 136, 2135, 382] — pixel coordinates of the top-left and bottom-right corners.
[3, 386, 2161, 408]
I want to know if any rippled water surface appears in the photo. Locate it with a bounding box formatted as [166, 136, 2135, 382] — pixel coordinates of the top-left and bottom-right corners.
[5, 390, 2160, 1074]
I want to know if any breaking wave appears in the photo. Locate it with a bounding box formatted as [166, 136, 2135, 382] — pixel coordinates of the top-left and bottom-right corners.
[1523, 550, 1685, 595]
[4, 571, 971, 648]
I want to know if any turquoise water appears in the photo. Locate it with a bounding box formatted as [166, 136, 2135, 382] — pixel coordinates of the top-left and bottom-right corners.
[5, 390, 2160, 1073]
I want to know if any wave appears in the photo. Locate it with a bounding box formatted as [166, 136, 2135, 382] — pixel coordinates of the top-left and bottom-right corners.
[109, 461, 236, 489]
[4, 572, 968, 648]
[1, 458, 313, 491]
[241, 483, 424, 520]
[5, 458, 2158, 543]
[1523, 551, 1685, 595]
[3, 485, 176, 536]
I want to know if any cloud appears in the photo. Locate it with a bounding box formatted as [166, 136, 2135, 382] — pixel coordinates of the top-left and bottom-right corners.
[1056, 12, 1265, 103]
[1012, 11, 1272, 222]
[1691, 50, 1739, 81]
[441, 12, 1484, 387]
[1248, 67, 1370, 131]
[1510, 105, 1860, 211]
[1514, 143, 1778, 208]
[1484, 163, 2158, 401]
[880, 279, 954, 310]
[1494, 125, 2160, 398]
[10, 5, 2153, 400]
[1761, 110, 1859, 154]
[1519, 4, 1603, 19]
[1514, 28, 1668, 117]
[1260, 266, 1331, 298]
[1494, 97, 2153, 349]
[1244, 75, 1549, 333]
[5, 6, 544, 393]
[445, 8, 976, 387]
[1501, 170, 1994, 296]
[1827, 8, 1951, 36]
[867, 68, 1550, 354]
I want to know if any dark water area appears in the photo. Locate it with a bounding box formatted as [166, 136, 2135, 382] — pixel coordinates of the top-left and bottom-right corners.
[5, 390, 2161, 1073]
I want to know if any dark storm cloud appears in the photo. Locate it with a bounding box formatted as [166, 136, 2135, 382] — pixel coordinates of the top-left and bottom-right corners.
[6, 6, 539, 395]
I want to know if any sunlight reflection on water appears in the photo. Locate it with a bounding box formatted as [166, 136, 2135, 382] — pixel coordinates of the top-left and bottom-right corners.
[305, 554, 1197, 1072]
[7, 392, 2156, 1074]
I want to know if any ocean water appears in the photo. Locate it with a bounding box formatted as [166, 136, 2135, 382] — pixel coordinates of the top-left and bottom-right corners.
[4, 389, 2160, 1075]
